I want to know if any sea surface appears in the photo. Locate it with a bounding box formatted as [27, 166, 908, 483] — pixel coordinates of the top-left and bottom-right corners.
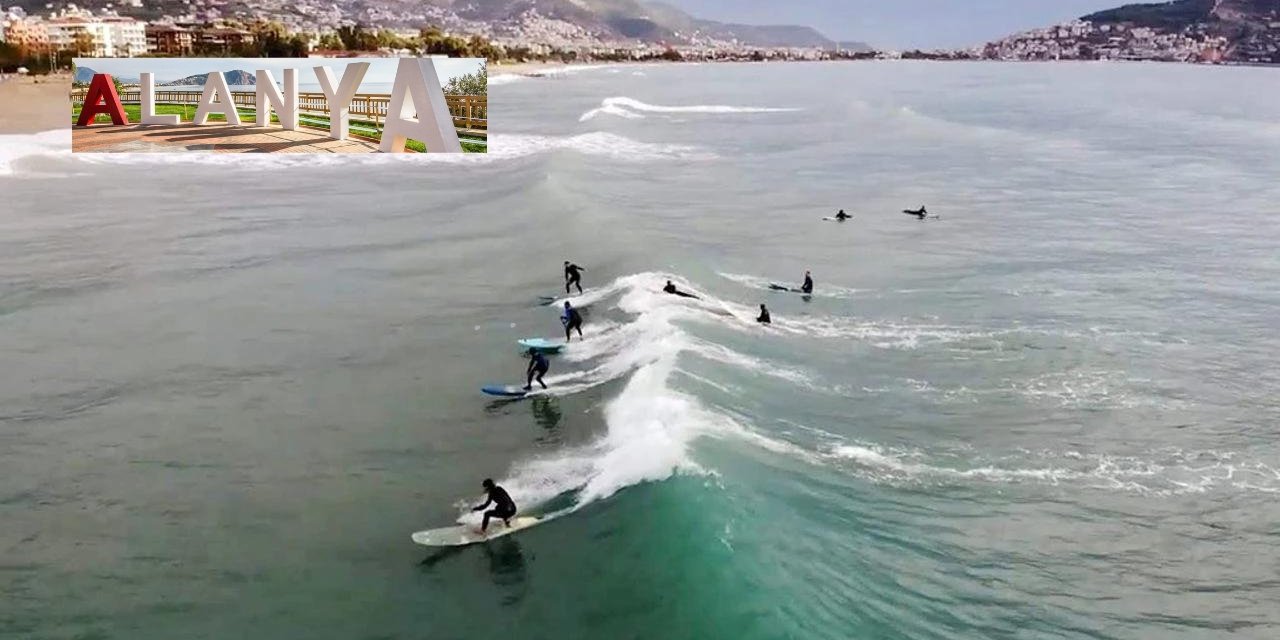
[3, 61, 1280, 639]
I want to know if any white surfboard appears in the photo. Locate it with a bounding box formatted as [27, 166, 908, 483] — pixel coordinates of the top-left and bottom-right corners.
[411, 516, 541, 547]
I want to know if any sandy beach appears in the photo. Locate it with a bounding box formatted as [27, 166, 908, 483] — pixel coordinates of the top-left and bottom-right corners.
[0, 74, 71, 134]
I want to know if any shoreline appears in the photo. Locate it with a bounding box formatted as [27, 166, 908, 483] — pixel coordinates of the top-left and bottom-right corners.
[0, 73, 72, 135]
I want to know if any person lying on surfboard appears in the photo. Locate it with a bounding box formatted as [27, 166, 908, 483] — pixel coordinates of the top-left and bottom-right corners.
[757, 304, 771, 324]
[561, 301, 584, 342]
[524, 349, 549, 391]
[663, 280, 701, 300]
[834, 209, 851, 221]
[472, 479, 517, 533]
[903, 206, 929, 219]
[564, 261, 585, 294]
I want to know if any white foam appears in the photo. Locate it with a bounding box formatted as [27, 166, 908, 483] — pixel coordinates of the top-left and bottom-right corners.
[828, 443, 1280, 496]
[1, 130, 710, 177]
[0, 129, 71, 177]
[580, 96, 800, 122]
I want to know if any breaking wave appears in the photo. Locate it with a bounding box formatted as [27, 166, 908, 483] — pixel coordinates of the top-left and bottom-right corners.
[0, 130, 713, 178]
[580, 96, 800, 122]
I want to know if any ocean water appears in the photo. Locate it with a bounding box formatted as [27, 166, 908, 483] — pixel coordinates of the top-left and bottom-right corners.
[3, 61, 1280, 639]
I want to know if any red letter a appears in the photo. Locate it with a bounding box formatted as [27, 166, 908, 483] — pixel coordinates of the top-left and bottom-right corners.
[76, 73, 127, 126]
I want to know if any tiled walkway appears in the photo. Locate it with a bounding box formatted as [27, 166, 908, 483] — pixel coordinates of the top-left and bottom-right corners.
[72, 123, 384, 153]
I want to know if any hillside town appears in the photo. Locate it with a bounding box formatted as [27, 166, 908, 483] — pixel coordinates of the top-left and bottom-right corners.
[983, 18, 1280, 64]
[0, 3, 857, 72]
[4, 2, 1280, 73]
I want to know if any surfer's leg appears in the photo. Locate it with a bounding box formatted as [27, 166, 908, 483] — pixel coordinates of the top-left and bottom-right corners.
[574, 278, 583, 294]
[480, 511, 493, 532]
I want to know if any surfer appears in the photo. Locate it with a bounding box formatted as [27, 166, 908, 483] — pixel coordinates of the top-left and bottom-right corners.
[903, 206, 928, 220]
[835, 209, 851, 221]
[564, 261, 585, 294]
[757, 304, 771, 324]
[524, 349, 549, 391]
[801, 271, 813, 295]
[663, 280, 701, 300]
[561, 301, 584, 342]
[471, 478, 517, 533]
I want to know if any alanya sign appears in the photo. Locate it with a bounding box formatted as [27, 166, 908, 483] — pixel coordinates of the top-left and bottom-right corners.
[75, 58, 463, 153]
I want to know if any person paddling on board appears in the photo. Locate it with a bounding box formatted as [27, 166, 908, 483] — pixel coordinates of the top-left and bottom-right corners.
[564, 261, 585, 295]
[472, 478, 517, 534]
[757, 304, 771, 324]
[834, 209, 851, 221]
[903, 206, 928, 220]
[663, 280, 702, 300]
[524, 349, 549, 391]
[561, 301, 584, 342]
[801, 271, 814, 295]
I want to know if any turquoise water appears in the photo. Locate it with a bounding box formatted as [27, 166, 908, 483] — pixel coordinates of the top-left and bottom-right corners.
[3, 61, 1280, 638]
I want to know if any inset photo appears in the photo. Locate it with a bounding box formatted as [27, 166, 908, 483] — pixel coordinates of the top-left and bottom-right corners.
[70, 57, 487, 153]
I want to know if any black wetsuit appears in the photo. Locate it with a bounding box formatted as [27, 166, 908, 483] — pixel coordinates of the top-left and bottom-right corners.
[526, 353, 549, 390]
[565, 263, 584, 294]
[473, 486, 517, 531]
[757, 308, 771, 324]
[562, 306, 583, 341]
[801, 275, 813, 295]
[835, 211, 850, 221]
[904, 207, 927, 219]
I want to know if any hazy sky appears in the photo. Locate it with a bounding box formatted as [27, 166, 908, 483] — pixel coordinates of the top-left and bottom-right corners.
[661, 0, 1125, 49]
[75, 57, 485, 84]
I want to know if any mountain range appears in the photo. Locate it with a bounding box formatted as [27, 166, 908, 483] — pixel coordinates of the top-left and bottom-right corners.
[73, 67, 257, 85]
[159, 70, 257, 86]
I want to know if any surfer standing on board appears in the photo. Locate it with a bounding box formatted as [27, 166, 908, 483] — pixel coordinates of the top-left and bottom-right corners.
[564, 261, 585, 294]
[472, 479, 517, 533]
[562, 301, 584, 342]
[524, 349, 549, 391]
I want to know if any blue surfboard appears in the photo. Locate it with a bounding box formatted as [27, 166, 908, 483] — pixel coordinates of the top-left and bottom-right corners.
[518, 338, 564, 353]
[482, 385, 529, 398]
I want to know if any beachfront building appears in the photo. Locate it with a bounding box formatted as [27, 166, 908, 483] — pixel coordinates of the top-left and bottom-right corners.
[44, 12, 147, 57]
[182, 23, 255, 54]
[145, 23, 193, 55]
[3, 10, 50, 53]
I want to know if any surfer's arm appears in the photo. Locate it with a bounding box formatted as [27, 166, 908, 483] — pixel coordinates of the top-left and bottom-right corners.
[472, 497, 492, 511]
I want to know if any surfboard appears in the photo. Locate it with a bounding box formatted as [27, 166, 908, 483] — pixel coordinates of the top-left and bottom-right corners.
[769, 283, 805, 292]
[482, 385, 529, 397]
[411, 516, 542, 547]
[518, 338, 564, 353]
[822, 217, 850, 222]
[537, 296, 559, 305]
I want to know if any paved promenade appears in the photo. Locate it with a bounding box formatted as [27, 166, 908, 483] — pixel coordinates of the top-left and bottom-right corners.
[72, 123, 383, 153]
